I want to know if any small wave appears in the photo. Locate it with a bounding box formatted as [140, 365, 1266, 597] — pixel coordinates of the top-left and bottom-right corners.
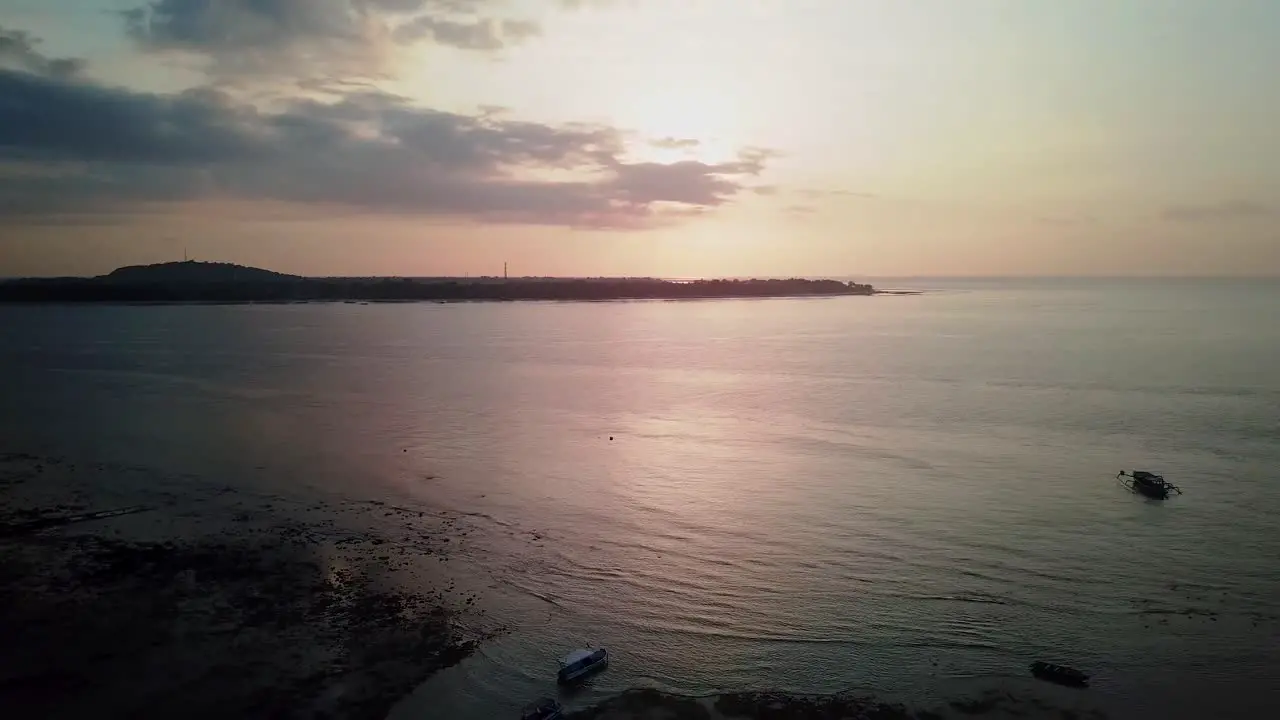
[911, 594, 1011, 606]
[622, 618, 1007, 655]
[500, 580, 563, 608]
[1137, 607, 1218, 617]
[952, 561, 1084, 588]
[456, 510, 514, 527]
[618, 620, 859, 646]
[891, 637, 1004, 653]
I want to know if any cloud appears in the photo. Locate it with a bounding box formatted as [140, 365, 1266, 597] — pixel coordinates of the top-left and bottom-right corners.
[122, 0, 542, 81]
[650, 137, 700, 150]
[1, 73, 267, 165]
[558, 0, 622, 9]
[785, 204, 817, 215]
[392, 16, 540, 50]
[1163, 201, 1273, 223]
[0, 26, 85, 79]
[0, 52, 773, 229]
[609, 158, 759, 207]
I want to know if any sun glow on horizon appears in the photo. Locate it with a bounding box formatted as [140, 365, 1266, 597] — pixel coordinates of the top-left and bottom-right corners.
[622, 135, 743, 168]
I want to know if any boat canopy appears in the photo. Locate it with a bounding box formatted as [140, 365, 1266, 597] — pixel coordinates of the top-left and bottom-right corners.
[561, 649, 595, 666]
[560, 648, 605, 668]
[1117, 470, 1182, 495]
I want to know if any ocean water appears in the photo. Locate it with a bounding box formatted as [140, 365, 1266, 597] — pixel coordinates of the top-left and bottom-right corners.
[2, 278, 1278, 718]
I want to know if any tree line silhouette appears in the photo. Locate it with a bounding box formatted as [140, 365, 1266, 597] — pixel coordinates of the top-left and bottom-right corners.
[0, 266, 876, 303]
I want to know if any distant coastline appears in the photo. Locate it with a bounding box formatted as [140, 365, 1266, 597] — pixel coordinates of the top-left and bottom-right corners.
[0, 261, 904, 304]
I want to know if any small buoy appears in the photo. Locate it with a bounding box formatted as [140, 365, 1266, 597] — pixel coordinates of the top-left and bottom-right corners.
[609, 436, 613, 441]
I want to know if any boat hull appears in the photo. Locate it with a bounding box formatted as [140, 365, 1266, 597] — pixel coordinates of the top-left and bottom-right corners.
[1117, 473, 1175, 499]
[557, 656, 608, 684]
[1030, 662, 1089, 687]
[1134, 483, 1170, 499]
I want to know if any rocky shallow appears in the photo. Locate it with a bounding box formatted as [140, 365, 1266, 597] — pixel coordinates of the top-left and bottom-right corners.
[0, 451, 496, 720]
[562, 688, 1108, 720]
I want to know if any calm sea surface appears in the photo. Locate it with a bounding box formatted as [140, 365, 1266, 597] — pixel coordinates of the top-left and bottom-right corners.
[2, 278, 1278, 718]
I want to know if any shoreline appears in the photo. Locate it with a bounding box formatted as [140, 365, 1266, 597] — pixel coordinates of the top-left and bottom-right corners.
[0, 290, 919, 308]
[0, 274, 887, 304]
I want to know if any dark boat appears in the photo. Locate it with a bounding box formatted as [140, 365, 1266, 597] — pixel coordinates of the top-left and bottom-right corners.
[520, 697, 564, 720]
[557, 648, 608, 684]
[1116, 470, 1181, 499]
[1030, 661, 1089, 687]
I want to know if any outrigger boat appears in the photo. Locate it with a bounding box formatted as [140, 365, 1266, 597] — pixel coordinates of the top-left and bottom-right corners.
[557, 648, 608, 685]
[1116, 470, 1182, 499]
[1030, 661, 1089, 687]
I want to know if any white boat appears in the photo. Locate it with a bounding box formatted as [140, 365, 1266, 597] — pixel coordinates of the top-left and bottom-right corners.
[557, 648, 608, 684]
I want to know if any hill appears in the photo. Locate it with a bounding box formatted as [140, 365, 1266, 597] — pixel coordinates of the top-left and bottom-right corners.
[102, 261, 300, 284]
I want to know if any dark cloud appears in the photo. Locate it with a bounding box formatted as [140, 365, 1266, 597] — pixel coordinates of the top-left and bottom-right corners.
[122, 0, 542, 80]
[609, 158, 759, 206]
[0, 26, 86, 79]
[0, 55, 773, 229]
[1163, 201, 1272, 223]
[0, 72, 264, 164]
[0, 162, 218, 219]
[123, 0, 394, 80]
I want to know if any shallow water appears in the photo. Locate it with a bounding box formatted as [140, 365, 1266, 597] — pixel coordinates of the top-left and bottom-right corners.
[2, 279, 1278, 718]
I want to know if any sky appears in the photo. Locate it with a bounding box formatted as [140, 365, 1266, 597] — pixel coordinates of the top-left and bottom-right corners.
[1, 0, 1278, 278]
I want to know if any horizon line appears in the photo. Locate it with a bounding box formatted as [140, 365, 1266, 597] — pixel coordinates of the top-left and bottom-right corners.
[4, 266, 1279, 282]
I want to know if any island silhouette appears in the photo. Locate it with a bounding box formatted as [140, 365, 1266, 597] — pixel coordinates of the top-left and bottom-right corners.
[0, 261, 881, 303]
